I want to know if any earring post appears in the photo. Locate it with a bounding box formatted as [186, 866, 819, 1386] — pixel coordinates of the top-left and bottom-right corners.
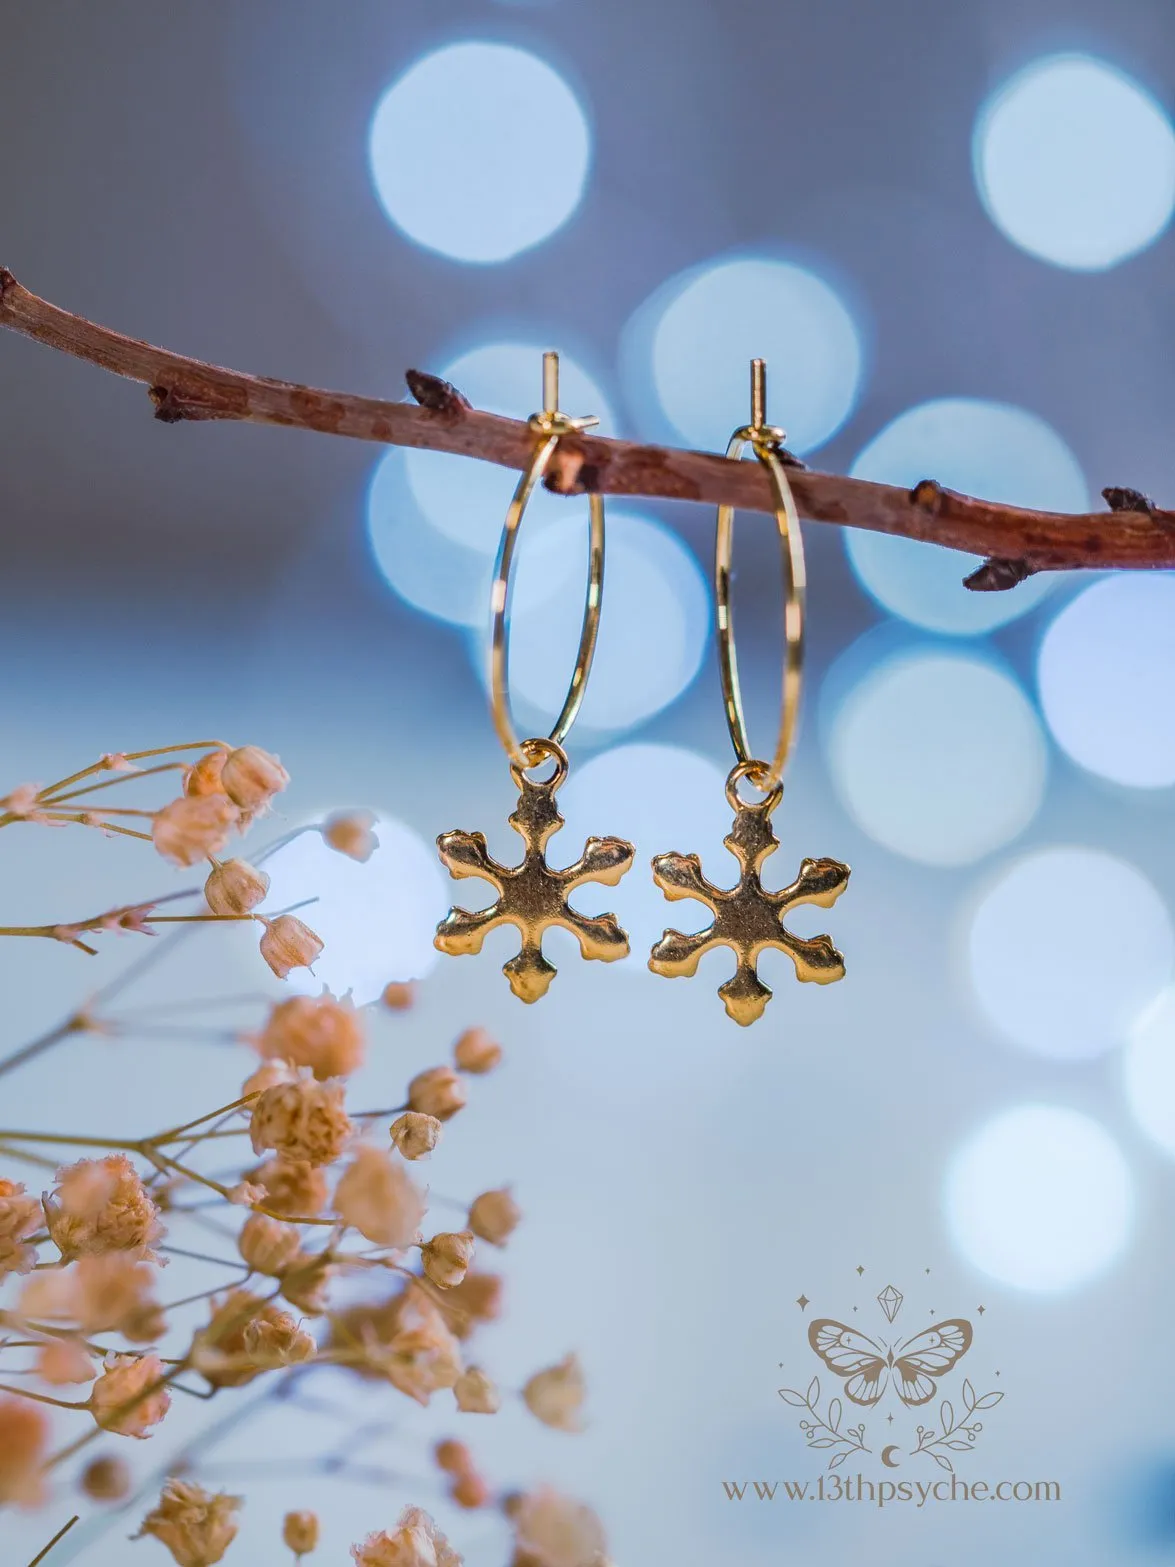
[543, 350, 559, 417]
[750, 357, 767, 431]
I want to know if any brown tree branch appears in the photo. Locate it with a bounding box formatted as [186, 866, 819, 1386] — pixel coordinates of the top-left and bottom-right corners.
[2, 268, 1172, 587]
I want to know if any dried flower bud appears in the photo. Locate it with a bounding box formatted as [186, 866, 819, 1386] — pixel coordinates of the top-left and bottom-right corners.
[381, 982, 416, 1011]
[283, 1510, 320, 1557]
[227, 1181, 267, 1207]
[152, 794, 239, 868]
[194, 1291, 315, 1388]
[37, 1337, 96, 1385]
[439, 1271, 503, 1340]
[335, 1145, 427, 1248]
[323, 809, 379, 863]
[351, 1506, 461, 1567]
[280, 1251, 334, 1316]
[434, 1438, 474, 1475]
[81, 1454, 132, 1503]
[136, 1478, 242, 1567]
[250, 1158, 328, 1217]
[89, 1352, 171, 1437]
[390, 1112, 441, 1161]
[256, 994, 365, 1080]
[522, 1353, 585, 1433]
[221, 745, 289, 810]
[450, 1470, 490, 1510]
[454, 1365, 500, 1415]
[204, 858, 270, 916]
[237, 1212, 302, 1276]
[513, 1487, 608, 1567]
[71, 1254, 162, 1337]
[0, 1397, 48, 1506]
[421, 1230, 475, 1290]
[467, 1188, 521, 1248]
[260, 915, 324, 979]
[407, 1066, 467, 1122]
[185, 750, 229, 797]
[250, 1073, 352, 1166]
[46, 1155, 163, 1262]
[452, 1027, 502, 1075]
[0, 1178, 42, 1276]
[242, 1059, 296, 1098]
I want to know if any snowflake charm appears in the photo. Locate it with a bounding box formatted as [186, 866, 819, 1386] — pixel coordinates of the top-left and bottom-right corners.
[648, 770, 849, 1026]
[435, 750, 634, 1003]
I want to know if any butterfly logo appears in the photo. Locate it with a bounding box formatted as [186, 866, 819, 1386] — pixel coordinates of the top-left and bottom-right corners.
[807, 1317, 973, 1408]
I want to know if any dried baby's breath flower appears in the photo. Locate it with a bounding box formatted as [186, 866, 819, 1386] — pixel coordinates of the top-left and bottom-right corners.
[323, 809, 379, 862]
[0, 1396, 48, 1506]
[259, 914, 324, 979]
[279, 1251, 334, 1316]
[0, 1177, 42, 1275]
[351, 1506, 461, 1567]
[71, 1254, 163, 1338]
[1, 782, 44, 819]
[341, 1290, 463, 1406]
[468, 1188, 521, 1247]
[450, 1470, 490, 1510]
[152, 794, 240, 868]
[221, 745, 289, 811]
[512, 1487, 608, 1567]
[454, 1365, 500, 1414]
[241, 1058, 296, 1098]
[249, 1073, 352, 1166]
[381, 981, 416, 1011]
[184, 750, 229, 797]
[204, 857, 270, 915]
[390, 1112, 441, 1161]
[237, 1212, 301, 1276]
[421, 1230, 475, 1290]
[46, 1154, 163, 1261]
[227, 1180, 267, 1207]
[434, 1438, 474, 1475]
[37, 1336, 96, 1385]
[136, 1478, 242, 1567]
[452, 1027, 502, 1075]
[89, 1352, 171, 1437]
[335, 1145, 427, 1248]
[522, 1353, 585, 1433]
[249, 1157, 328, 1217]
[81, 1453, 132, 1502]
[256, 993, 365, 1080]
[437, 1270, 503, 1341]
[283, 1510, 320, 1557]
[407, 1065, 467, 1122]
[194, 1291, 315, 1388]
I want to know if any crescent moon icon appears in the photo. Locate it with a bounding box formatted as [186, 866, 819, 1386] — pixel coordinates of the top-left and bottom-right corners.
[881, 1446, 901, 1469]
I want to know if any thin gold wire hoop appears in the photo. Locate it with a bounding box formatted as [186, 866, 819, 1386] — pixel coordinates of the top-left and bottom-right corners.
[489, 351, 604, 773]
[715, 357, 806, 795]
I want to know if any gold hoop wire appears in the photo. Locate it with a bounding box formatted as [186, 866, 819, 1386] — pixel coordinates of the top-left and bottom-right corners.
[715, 358, 806, 794]
[489, 351, 604, 772]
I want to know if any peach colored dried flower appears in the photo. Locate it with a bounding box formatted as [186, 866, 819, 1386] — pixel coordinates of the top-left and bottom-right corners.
[0, 1177, 42, 1276]
[468, 1188, 521, 1247]
[136, 1478, 242, 1567]
[438, 1271, 503, 1341]
[279, 1251, 334, 1316]
[89, 1352, 171, 1437]
[237, 1212, 302, 1275]
[194, 1291, 315, 1388]
[259, 914, 324, 979]
[434, 1439, 474, 1475]
[522, 1353, 585, 1432]
[407, 1066, 467, 1122]
[450, 1470, 490, 1510]
[390, 1112, 441, 1161]
[72, 1254, 163, 1338]
[351, 1506, 461, 1567]
[323, 809, 379, 862]
[81, 1454, 132, 1502]
[452, 1027, 502, 1075]
[250, 1073, 352, 1166]
[204, 857, 270, 915]
[256, 994, 365, 1080]
[284, 1510, 320, 1557]
[421, 1230, 474, 1290]
[152, 794, 239, 867]
[227, 1180, 267, 1207]
[454, 1365, 500, 1414]
[0, 1397, 48, 1506]
[249, 1157, 328, 1217]
[221, 745, 289, 811]
[365, 1293, 462, 1407]
[1, 782, 44, 819]
[46, 1154, 163, 1261]
[381, 981, 416, 1011]
[513, 1487, 608, 1567]
[184, 750, 229, 797]
[37, 1337, 96, 1385]
[242, 1058, 296, 1098]
[335, 1145, 427, 1248]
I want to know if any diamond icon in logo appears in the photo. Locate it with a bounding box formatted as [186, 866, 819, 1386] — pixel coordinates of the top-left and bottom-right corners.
[877, 1284, 903, 1323]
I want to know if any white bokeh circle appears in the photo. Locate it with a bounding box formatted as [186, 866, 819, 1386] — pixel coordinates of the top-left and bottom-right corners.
[260, 818, 448, 1004]
[369, 44, 591, 263]
[1125, 987, 1175, 1158]
[945, 1105, 1134, 1291]
[827, 649, 1046, 866]
[1038, 574, 1175, 787]
[847, 399, 1087, 634]
[645, 256, 863, 455]
[974, 53, 1175, 271]
[367, 448, 493, 627]
[968, 847, 1174, 1060]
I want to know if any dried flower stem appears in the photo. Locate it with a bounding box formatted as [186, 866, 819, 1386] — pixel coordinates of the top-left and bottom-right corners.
[25, 1515, 79, 1567]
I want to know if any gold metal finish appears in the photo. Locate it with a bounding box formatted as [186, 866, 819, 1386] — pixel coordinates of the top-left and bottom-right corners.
[435, 738, 634, 1002]
[648, 761, 850, 1026]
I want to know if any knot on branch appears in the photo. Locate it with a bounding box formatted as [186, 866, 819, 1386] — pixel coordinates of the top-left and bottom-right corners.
[910, 478, 947, 514]
[150, 384, 239, 424]
[0, 268, 16, 302]
[405, 369, 470, 418]
[963, 556, 1037, 593]
[1103, 485, 1156, 516]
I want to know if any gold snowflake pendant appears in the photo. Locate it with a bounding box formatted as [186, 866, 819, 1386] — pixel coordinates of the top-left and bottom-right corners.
[435, 742, 634, 1003]
[648, 765, 849, 1026]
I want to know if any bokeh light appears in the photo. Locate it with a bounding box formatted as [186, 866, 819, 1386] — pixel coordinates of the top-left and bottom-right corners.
[260, 818, 448, 1005]
[968, 847, 1174, 1060]
[368, 44, 591, 263]
[1124, 987, 1175, 1158]
[644, 256, 863, 454]
[1038, 574, 1175, 788]
[827, 648, 1046, 865]
[367, 448, 492, 627]
[846, 399, 1087, 633]
[974, 53, 1175, 271]
[945, 1105, 1134, 1291]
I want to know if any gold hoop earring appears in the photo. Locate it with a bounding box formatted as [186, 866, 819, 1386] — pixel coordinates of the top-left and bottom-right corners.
[647, 359, 850, 1027]
[434, 352, 635, 1003]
